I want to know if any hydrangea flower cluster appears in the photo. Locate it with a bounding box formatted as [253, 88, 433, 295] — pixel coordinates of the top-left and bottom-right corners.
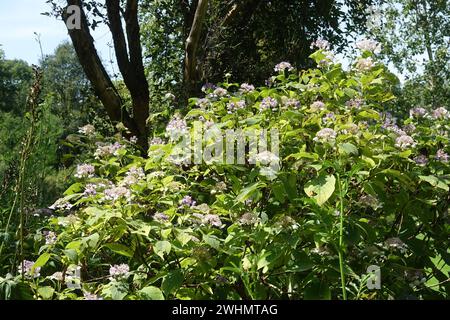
[238, 212, 260, 226]
[356, 39, 381, 53]
[196, 98, 210, 109]
[104, 186, 132, 202]
[49, 198, 73, 211]
[239, 83, 255, 93]
[310, 101, 326, 112]
[180, 195, 196, 207]
[74, 164, 95, 178]
[18, 260, 41, 279]
[43, 231, 57, 245]
[253, 151, 280, 165]
[395, 134, 416, 149]
[260, 97, 278, 111]
[413, 154, 429, 166]
[313, 128, 337, 143]
[202, 214, 223, 227]
[310, 39, 330, 50]
[209, 87, 228, 99]
[166, 116, 188, 135]
[409, 107, 427, 118]
[322, 112, 336, 124]
[83, 181, 113, 197]
[150, 137, 165, 145]
[227, 100, 246, 113]
[201, 83, 216, 92]
[120, 166, 145, 187]
[356, 57, 375, 71]
[84, 292, 103, 300]
[109, 264, 130, 280]
[192, 213, 223, 227]
[129, 136, 138, 144]
[345, 98, 364, 109]
[153, 212, 169, 222]
[432, 107, 449, 119]
[435, 149, 449, 163]
[283, 98, 300, 109]
[78, 124, 96, 136]
[274, 61, 294, 72]
[94, 142, 123, 159]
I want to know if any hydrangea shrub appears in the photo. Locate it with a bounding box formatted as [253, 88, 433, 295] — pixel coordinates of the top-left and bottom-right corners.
[8, 42, 449, 300]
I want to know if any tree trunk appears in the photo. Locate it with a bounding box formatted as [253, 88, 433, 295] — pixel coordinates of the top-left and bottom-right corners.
[62, 0, 149, 151]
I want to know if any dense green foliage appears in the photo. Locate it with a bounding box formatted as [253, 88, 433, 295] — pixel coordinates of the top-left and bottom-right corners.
[2, 46, 448, 300]
[0, 1, 449, 301]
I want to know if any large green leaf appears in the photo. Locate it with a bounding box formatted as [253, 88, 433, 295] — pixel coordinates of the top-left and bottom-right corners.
[162, 270, 184, 296]
[104, 243, 134, 258]
[139, 286, 165, 300]
[154, 241, 171, 259]
[304, 174, 336, 206]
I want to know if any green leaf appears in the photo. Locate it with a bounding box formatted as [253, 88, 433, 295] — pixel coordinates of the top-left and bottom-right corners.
[235, 182, 266, 203]
[139, 286, 165, 300]
[419, 175, 449, 192]
[104, 243, 134, 258]
[203, 234, 221, 250]
[304, 174, 336, 206]
[338, 143, 359, 156]
[81, 233, 100, 250]
[162, 270, 184, 296]
[64, 183, 83, 196]
[176, 232, 192, 247]
[154, 241, 171, 259]
[304, 281, 331, 300]
[37, 286, 54, 300]
[33, 252, 51, 272]
[63, 249, 78, 263]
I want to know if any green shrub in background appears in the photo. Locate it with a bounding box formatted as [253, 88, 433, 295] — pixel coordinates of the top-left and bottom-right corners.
[2, 40, 448, 300]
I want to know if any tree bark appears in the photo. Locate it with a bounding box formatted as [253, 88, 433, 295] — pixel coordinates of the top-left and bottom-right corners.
[106, 0, 150, 149]
[184, 0, 209, 97]
[62, 0, 149, 150]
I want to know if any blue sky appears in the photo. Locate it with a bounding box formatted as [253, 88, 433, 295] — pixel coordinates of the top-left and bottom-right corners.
[0, 0, 112, 65]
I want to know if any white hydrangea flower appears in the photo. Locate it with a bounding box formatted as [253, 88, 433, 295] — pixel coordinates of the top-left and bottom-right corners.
[314, 128, 337, 143]
[274, 61, 294, 72]
[310, 39, 330, 50]
[74, 164, 95, 178]
[356, 39, 381, 53]
[310, 101, 326, 112]
[104, 186, 132, 202]
[78, 124, 96, 136]
[355, 57, 375, 71]
[109, 264, 130, 280]
[395, 135, 416, 149]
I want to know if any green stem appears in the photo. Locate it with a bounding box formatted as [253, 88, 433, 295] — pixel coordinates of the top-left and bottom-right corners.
[337, 173, 347, 300]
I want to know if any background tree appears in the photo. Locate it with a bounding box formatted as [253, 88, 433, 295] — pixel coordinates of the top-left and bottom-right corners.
[47, 0, 374, 147]
[40, 41, 109, 134]
[367, 0, 450, 110]
[140, 0, 375, 101]
[0, 50, 33, 115]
